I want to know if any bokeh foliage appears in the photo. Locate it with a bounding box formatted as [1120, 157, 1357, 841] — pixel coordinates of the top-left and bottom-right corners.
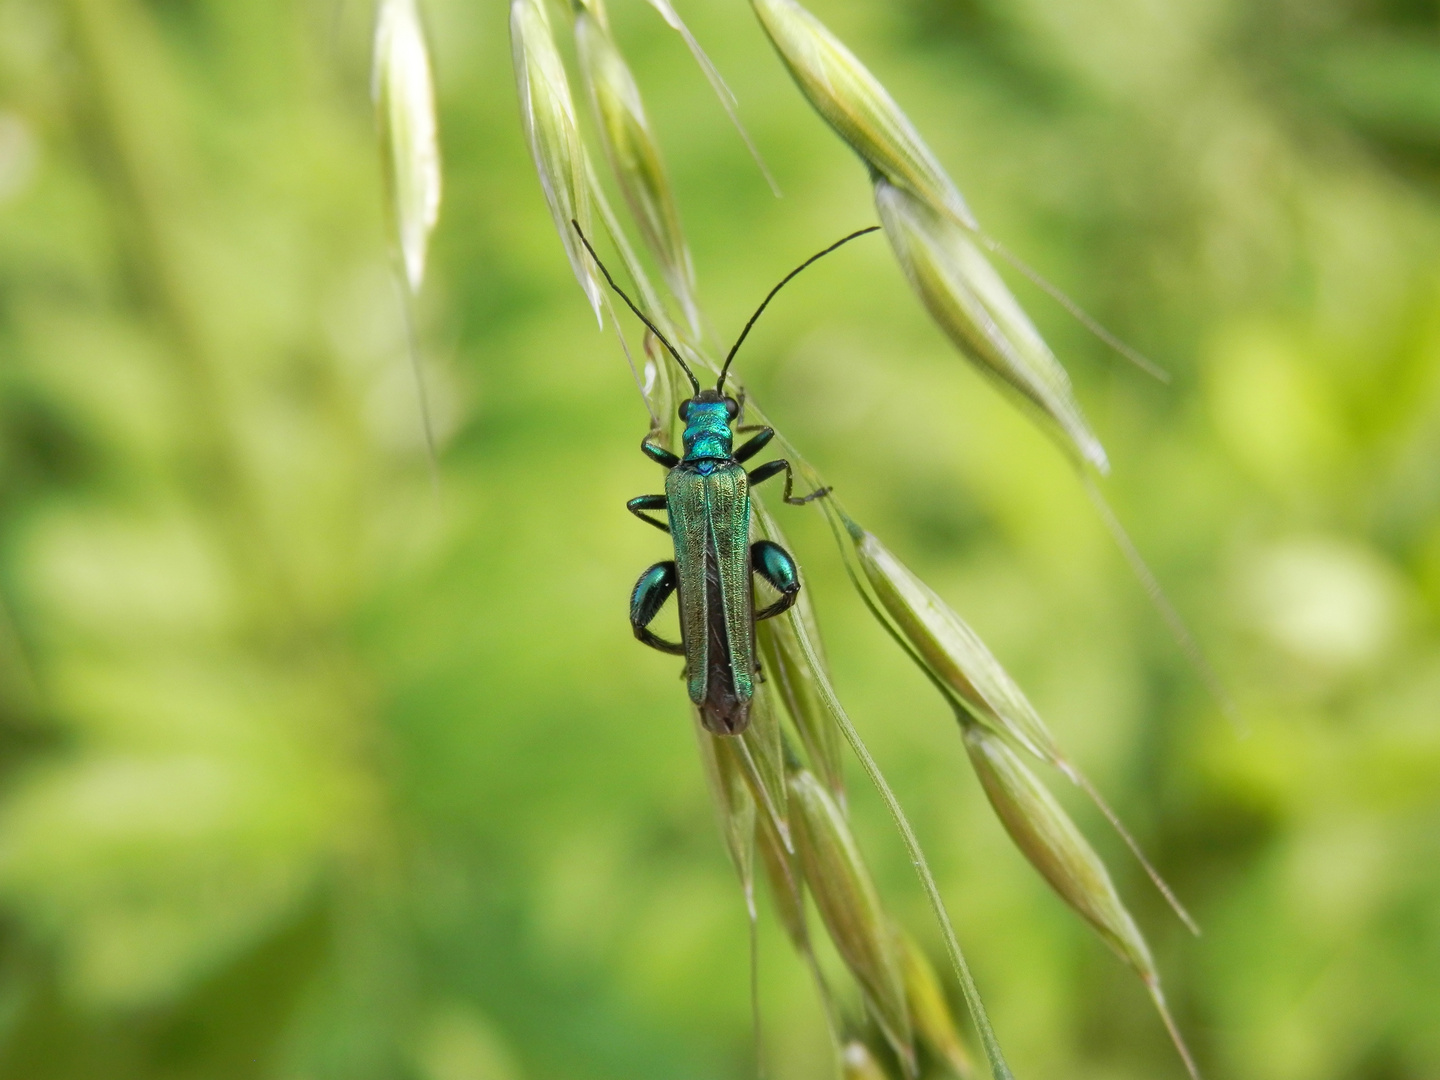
[1, 0, 1438, 1078]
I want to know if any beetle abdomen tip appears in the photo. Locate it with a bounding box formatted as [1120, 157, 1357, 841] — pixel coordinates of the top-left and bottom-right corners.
[700, 697, 751, 736]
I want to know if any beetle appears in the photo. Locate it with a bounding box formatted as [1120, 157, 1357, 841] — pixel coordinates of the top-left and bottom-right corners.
[574, 221, 879, 735]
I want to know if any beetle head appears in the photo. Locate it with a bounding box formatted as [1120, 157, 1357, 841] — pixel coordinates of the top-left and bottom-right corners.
[678, 388, 739, 423]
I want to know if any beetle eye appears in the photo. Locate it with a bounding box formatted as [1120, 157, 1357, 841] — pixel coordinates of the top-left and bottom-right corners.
[678, 401, 691, 422]
[724, 397, 739, 420]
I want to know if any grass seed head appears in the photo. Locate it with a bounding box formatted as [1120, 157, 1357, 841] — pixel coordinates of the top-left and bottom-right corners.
[749, 0, 973, 227]
[843, 1040, 894, 1080]
[788, 769, 914, 1073]
[510, 0, 603, 322]
[874, 179, 1108, 472]
[575, 10, 700, 331]
[961, 723, 1155, 981]
[373, 0, 442, 293]
[898, 930, 976, 1080]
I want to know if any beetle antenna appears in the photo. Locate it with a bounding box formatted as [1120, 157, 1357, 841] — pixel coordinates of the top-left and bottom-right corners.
[717, 225, 881, 392]
[572, 220, 701, 396]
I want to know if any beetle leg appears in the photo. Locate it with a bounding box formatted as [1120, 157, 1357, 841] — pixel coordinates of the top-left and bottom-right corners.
[747, 458, 831, 505]
[733, 389, 766, 433]
[734, 426, 775, 463]
[631, 561, 686, 654]
[627, 494, 670, 533]
[641, 437, 680, 469]
[751, 540, 801, 620]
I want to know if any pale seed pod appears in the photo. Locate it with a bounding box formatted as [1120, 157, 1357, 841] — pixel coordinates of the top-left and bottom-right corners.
[738, 682, 789, 840]
[897, 931, 975, 1080]
[373, 0, 442, 293]
[875, 179, 1108, 473]
[749, 0, 973, 228]
[693, 715, 756, 901]
[848, 520, 1060, 765]
[842, 1040, 894, 1080]
[755, 798, 807, 949]
[962, 724, 1201, 1078]
[574, 7, 700, 332]
[788, 769, 913, 1073]
[961, 723, 1154, 979]
[510, 0, 602, 322]
[752, 501, 846, 799]
[758, 615, 846, 801]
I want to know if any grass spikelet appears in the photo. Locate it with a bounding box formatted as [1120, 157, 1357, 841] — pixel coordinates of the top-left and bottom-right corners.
[960, 723, 1200, 1080]
[511, 0, 602, 322]
[749, 0, 972, 226]
[574, 4, 700, 332]
[755, 764, 853, 1069]
[789, 768, 915, 1075]
[758, 613, 847, 801]
[756, 795, 807, 949]
[749, 0, 1109, 471]
[898, 931, 976, 1080]
[695, 716, 770, 1077]
[739, 684, 790, 841]
[962, 722, 1151, 974]
[694, 716, 757, 905]
[874, 179, 1108, 473]
[842, 1040, 895, 1080]
[847, 518, 1058, 763]
[844, 515, 1198, 934]
[754, 500, 846, 799]
[373, 0, 441, 294]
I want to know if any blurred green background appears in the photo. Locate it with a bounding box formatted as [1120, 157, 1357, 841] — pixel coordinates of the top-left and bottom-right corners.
[2, 0, 1439, 1077]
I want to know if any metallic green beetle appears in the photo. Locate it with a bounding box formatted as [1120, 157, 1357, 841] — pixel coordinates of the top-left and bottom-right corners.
[575, 222, 878, 735]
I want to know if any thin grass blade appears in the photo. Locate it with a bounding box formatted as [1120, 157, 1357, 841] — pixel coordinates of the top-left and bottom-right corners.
[741, 683, 789, 840]
[756, 795, 806, 948]
[694, 715, 757, 907]
[641, 0, 781, 195]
